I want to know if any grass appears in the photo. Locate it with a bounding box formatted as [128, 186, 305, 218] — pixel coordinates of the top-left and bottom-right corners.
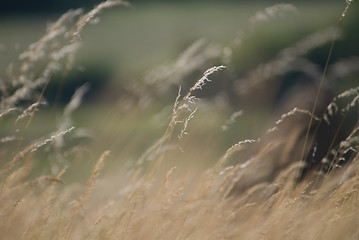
[0, 0, 359, 239]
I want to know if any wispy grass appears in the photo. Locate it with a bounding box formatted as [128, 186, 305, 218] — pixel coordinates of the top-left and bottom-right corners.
[0, 1, 358, 240]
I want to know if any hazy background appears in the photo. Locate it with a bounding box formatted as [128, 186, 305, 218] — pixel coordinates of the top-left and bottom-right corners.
[2, 1, 357, 101]
[1, 0, 358, 179]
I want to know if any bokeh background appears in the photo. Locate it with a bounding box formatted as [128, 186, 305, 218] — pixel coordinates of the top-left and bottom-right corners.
[1, 0, 358, 181]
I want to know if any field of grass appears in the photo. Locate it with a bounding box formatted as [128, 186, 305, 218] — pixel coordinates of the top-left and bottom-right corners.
[1, 0, 359, 239]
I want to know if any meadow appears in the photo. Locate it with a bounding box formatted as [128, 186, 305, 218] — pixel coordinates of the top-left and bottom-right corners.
[0, 1, 358, 239]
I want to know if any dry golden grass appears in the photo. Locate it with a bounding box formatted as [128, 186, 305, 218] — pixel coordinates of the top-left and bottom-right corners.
[1, 142, 358, 239]
[0, 1, 358, 239]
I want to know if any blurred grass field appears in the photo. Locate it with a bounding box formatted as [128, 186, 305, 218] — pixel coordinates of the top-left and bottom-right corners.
[0, 1, 347, 129]
[0, 1, 355, 179]
[1, 1, 359, 239]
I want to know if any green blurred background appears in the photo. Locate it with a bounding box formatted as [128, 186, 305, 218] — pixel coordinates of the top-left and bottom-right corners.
[1, 0, 358, 180]
[2, 1, 357, 102]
